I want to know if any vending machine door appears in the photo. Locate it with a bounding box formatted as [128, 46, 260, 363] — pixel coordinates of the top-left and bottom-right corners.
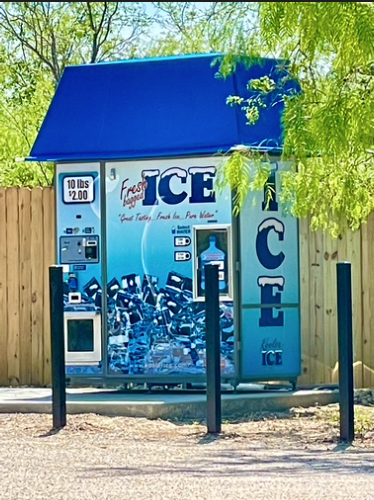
[64, 311, 102, 365]
[192, 224, 233, 301]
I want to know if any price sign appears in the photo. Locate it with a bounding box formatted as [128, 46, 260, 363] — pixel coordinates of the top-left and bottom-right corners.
[63, 176, 94, 204]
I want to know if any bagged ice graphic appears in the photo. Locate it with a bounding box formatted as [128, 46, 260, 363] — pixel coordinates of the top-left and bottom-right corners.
[66, 270, 235, 376]
[121, 274, 141, 295]
[107, 277, 121, 298]
[142, 274, 159, 306]
[83, 277, 101, 297]
[165, 271, 184, 293]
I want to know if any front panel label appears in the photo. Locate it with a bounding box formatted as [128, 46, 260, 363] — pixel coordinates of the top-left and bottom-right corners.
[106, 157, 234, 377]
[63, 175, 95, 204]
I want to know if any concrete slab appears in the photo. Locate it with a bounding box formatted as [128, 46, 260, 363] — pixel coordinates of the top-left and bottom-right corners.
[0, 387, 339, 420]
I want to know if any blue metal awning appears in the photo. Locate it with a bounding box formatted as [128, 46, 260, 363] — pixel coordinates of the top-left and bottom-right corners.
[27, 53, 296, 162]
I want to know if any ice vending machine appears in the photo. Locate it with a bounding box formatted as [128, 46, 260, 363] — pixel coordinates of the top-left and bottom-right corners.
[56, 164, 103, 370]
[27, 53, 301, 388]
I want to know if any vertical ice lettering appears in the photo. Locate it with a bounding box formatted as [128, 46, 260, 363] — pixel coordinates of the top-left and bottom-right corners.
[257, 276, 285, 327]
[256, 218, 285, 270]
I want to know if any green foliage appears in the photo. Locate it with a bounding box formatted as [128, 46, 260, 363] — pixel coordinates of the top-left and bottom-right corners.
[155, 2, 374, 236]
[0, 2, 153, 186]
[148, 2, 261, 59]
[227, 75, 276, 126]
[2, 0, 374, 231]
[0, 3, 152, 83]
[220, 2, 374, 236]
[0, 53, 54, 186]
[216, 150, 271, 215]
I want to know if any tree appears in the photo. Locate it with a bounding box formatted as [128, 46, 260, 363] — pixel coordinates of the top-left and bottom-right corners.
[148, 2, 258, 57]
[0, 59, 54, 186]
[152, 2, 374, 236]
[0, 2, 153, 186]
[0, 2, 152, 84]
[4, 0, 374, 231]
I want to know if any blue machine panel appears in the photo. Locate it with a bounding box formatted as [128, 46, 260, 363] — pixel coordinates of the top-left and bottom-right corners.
[56, 163, 102, 375]
[105, 157, 235, 377]
[241, 308, 300, 379]
[239, 161, 301, 380]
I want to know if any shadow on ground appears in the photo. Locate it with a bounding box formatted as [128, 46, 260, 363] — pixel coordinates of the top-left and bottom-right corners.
[81, 446, 374, 479]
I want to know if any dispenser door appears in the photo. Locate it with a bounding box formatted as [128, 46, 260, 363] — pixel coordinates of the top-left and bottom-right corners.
[64, 311, 102, 365]
[192, 224, 233, 301]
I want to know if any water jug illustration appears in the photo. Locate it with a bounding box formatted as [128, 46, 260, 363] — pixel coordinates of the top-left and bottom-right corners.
[200, 235, 227, 291]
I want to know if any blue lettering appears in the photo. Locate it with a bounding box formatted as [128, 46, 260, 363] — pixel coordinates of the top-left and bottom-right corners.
[275, 350, 282, 365]
[189, 167, 216, 203]
[262, 349, 283, 366]
[142, 167, 217, 206]
[142, 170, 159, 206]
[256, 218, 285, 270]
[266, 350, 275, 365]
[258, 276, 284, 327]
[159, 168, 188, 205]
[262, 351, 267, 366]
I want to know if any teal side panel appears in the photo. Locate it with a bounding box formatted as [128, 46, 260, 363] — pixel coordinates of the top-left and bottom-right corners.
[240, 161, 301, 380]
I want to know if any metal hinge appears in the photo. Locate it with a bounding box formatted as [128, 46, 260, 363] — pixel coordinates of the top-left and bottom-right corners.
[235, 261, 240, 273]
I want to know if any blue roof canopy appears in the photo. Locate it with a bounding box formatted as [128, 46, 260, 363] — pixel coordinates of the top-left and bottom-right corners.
[28, 53, 295, 162]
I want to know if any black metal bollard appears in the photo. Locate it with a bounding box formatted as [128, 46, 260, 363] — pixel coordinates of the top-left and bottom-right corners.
[336, 262, 354, 442]
[49, 266, 66, 429]
[205, 264, 221, 434]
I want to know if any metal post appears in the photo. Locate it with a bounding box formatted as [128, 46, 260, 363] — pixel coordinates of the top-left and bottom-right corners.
[336, 262, 354, 442]
[49, 266, 66, 429]
[205, 264, 221, 433]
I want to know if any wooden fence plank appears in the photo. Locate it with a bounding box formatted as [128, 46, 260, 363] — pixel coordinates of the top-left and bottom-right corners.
[19, 189, 32, 385]
[31, 188, 44, 386]
[43, 188, 55, 386]
[312, 230, 325, 384]
[6, 189, 20, 386]
[346, 228, 363, 388]
[0, 188, 8, 385]
[298, 218, 311, 385]
[362, 215, 374, 388]
[307, 228, 317, 384]
[329, 231, 349, 385]
[323, 233, 338, 384]
[307, 229, 325, 385]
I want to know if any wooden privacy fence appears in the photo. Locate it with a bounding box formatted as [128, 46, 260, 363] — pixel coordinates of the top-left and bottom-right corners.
[298, 214, 374, 389]
[0, 187, 373, 388]
[0, 187, 55, 387]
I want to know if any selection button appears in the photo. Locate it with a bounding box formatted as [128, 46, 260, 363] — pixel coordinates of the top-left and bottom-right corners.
[174, 251, 191, 262]
[174, 236, 191, 247]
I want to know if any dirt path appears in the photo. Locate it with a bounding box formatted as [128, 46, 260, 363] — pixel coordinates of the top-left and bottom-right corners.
[0, 404, 373, 500]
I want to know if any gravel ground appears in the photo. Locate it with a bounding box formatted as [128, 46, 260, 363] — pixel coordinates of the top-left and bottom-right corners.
[0, 404, 373, 500]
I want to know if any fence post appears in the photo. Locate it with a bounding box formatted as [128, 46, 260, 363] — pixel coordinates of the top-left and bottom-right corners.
[336, 262, 354, 442]
[49, 266, 66, 429]
[205, 264, 221, 434]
